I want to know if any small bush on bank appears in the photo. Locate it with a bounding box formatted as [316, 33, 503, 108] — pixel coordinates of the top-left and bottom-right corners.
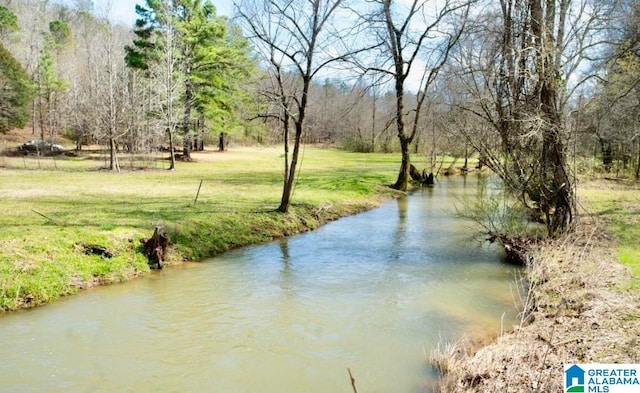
[455, 177, 546, 265]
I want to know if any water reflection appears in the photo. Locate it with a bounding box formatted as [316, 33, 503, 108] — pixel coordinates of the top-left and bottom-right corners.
[277, 240, 295, 295]
[391, 196, 409, 260]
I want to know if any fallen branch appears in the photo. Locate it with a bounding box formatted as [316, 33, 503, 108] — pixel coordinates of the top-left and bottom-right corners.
[347, 368, 358, 393]
[32, 209, 59, 225]
[552, 337, 581, 348]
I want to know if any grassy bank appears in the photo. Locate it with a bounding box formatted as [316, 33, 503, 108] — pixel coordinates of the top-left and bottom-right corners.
[434, 179, 640, 391]
[581, 180, 640, 289]
[0, 147, 406, 312]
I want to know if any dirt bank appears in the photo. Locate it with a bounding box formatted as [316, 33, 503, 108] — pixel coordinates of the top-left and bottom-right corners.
[435, 215, 640, 391]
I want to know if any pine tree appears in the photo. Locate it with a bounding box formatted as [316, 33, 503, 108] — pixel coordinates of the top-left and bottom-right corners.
[0, 43, 32, 133]
[34, 20, 71, 141]
[0, 5, 19, 40]
[126, 0, 254, 161]
[0, 7, 31, 133]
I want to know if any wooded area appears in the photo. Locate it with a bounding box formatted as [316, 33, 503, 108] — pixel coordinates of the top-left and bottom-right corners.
[0, 0, 638, 235]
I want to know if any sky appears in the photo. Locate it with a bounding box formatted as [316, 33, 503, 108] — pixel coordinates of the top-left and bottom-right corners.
[59, 0, 235, 27]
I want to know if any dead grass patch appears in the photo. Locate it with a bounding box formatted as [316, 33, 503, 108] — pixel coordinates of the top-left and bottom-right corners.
[434, 215, 640, 392]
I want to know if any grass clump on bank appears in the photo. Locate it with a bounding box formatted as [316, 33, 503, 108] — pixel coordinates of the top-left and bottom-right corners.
[432, 178, 640, 391]
[0, 147, 402, 312]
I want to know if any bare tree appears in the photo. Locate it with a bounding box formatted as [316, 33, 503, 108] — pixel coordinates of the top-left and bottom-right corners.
[96, 20, 130, 171]
[573, 1, 640, 180]
[576, 56, 640, 180]
[450, 0, 623, 235]
[237, 0, 351, 213]
[358, 0, 471, 190]
[129, 0, 182, 170]
[158, 8, 180, 171]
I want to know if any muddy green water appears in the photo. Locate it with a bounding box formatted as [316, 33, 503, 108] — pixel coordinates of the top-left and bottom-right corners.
[0, 176, 521, 392]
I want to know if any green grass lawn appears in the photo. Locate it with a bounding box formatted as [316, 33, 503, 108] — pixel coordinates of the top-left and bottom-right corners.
[579, 180, 640, 288]
[0, 147, 416, 311]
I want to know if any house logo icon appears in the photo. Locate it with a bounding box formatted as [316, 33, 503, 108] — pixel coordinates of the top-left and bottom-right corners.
[565, 364, 585, 392]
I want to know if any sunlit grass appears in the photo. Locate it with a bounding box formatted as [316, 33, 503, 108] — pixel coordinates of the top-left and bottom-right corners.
[579, 180, 640, 288]
[0, 147, 408, 311]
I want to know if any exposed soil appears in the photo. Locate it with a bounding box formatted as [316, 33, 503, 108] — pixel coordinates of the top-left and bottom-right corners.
[435, 216, 640, 392]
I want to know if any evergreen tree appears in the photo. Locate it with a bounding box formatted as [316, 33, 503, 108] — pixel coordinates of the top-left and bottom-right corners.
[0, 43, 32, 133]
[188, 17, 255, 151]
[34, 21, 71, 141]
[0, 7, 31, 133]
[126, 0, 254, 160]
[125, 3, 159, 73]
[0, 5, 19, 40]
[126, 0, 181, 169]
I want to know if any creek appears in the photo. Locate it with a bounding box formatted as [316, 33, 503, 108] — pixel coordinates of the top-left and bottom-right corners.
[0, 176, 521, 392]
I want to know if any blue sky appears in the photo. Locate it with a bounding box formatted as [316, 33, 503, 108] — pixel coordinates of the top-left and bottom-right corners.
[110, 0, 234, 25]
[55, 0, 235, 26]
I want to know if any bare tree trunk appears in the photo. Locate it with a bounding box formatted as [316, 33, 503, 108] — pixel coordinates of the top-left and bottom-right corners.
[391, 90, 411, 189]
[109, 136, 120, 172]
[279, 123, 303, 213]
[393, 136, 411, 190]
[218, 132, 226, 151]
[463, 144, 468, 171]
[635, 140, 640, 181]
[385, 0, 410, 191]
[38, 92, 45, 142]
[182, 63, 193, 159]
[275, 61, 291, 212]
[239, 0, 347, 213]
[168, 128, 176, 170]
[371, 84, 377, 152]
[279, 74, 309, 213]
[635, 137, 640, 182]
[530, 0, 574, 235]
[599, 136, 613, 171]
[166, 23, 176, 171]
[378, 0, 468, 191]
